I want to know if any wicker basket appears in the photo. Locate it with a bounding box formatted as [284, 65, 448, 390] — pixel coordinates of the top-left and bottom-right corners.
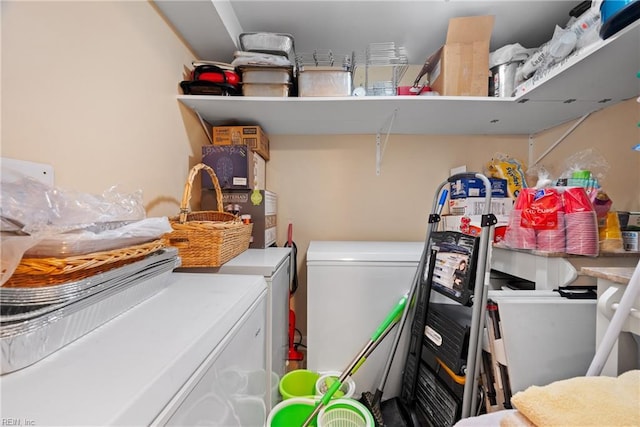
[164, 163, 252, 267]
[4, 239, 166, 288]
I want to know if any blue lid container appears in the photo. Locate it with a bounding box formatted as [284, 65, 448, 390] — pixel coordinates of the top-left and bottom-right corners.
[600, 0, 640, 39]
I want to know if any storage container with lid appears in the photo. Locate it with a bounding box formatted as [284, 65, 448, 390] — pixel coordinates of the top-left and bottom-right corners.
[296, 50, 355, 97]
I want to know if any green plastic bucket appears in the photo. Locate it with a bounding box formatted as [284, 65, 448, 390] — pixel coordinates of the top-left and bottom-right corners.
[279, 369, 320, 400]
[267, 397, 318, 427]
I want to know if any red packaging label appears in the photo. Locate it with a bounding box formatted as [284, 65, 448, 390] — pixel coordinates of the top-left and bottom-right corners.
[521, 188, 562, 230]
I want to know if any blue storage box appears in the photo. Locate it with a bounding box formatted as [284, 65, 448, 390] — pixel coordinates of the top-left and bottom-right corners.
[449, 177, 508, 199]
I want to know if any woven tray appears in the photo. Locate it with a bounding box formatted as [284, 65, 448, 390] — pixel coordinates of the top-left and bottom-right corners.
[164, 163, 252, 267]
[4, 239, 166, 288]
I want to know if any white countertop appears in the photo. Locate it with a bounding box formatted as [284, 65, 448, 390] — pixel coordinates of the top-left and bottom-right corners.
[581, 267, 636, 285]
[493, 244, 640, 259]
[0, 272, 267, 426]
[175, 247, 291, 277]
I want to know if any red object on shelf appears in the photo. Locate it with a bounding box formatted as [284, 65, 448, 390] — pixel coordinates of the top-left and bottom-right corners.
[191, 65, 240, 86]
[397, 85, 431, 95]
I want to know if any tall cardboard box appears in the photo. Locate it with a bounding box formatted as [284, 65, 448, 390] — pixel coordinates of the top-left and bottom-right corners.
[427, 15, 494, 96]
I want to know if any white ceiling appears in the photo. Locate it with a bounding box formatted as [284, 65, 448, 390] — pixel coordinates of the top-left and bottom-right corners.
[153, 0, 585, 65]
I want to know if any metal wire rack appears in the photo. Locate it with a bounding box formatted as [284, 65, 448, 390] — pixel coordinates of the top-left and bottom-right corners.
[365, 42, 409, 96]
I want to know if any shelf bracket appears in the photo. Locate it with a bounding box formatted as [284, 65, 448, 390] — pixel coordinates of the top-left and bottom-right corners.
[531, 112, 591, 167]
[196, 112, 213, 144]
[528, 134, 535, 169]
[376, 109, 398, 176]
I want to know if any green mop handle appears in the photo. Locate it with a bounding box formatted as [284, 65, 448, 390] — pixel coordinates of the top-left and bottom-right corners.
[351, 294, 408, 373]
[372, 294, 407, 341]
[300, 294, 409, 427]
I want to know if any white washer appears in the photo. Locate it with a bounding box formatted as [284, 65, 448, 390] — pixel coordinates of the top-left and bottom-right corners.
[0, 273, 268, 426]
[177, 248, 291, 409]
[306, 241, 423, 398]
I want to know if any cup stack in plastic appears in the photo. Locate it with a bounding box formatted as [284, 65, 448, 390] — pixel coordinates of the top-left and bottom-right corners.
[536, 210, 566, 253]
[503, 189, 536, 250]
[563, 187, 599, 256]
[528, 188, 565, 253]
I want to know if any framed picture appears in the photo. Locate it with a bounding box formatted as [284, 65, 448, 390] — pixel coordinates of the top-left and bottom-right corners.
[424, 231, 479, 306]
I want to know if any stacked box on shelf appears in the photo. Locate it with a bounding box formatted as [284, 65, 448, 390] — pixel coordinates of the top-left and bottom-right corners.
[444, 177, 512, 243]
[449, 177, 508, 199]
[202, 125, 277, 249]
[238, 66, 293, 97]
[448, 177, 511, 216]
[212, 125, 270, 160]
[201, 145, 266, 190]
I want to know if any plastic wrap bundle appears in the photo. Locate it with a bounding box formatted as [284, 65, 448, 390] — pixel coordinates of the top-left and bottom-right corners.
[503, 187, 598, 256]
[516, 6, 600, 83]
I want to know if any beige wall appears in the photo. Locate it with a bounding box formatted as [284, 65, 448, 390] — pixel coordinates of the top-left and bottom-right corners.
[1, 0, 206, 216]
[2, 1, 638, 337]
[266, 100, 639, 334]
[531, 98, 640, 211]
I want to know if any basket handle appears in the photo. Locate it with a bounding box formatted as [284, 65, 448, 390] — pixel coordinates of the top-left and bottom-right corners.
[179, 163, 224, 223]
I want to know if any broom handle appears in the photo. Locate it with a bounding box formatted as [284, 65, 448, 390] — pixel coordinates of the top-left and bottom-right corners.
[374, 187, 448, 404]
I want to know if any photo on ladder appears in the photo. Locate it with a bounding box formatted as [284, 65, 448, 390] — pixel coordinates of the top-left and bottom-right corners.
[426, 231, 479, 306]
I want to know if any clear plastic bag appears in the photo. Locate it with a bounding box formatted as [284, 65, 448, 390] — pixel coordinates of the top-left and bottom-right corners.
[1, 177, 146, 234]
[557, 147, 611, 186]
[23, 217, 173, 257]
[0, 175, 171, 286]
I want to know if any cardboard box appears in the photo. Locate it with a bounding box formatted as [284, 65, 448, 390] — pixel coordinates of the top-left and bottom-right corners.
[622, 231, 639, 252]
[442, 214, 509, 243]
[449, 197, 513, 216]
[201, 189, 277, 249]
[201, 145, 266, 190]
[450, 177, 508, 199]
[425, 15, 494, 96]
[212, 125, 270, 161]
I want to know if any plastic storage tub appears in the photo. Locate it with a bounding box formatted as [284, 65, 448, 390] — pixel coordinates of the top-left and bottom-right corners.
[241, 68, 292, 84]
[298, 68, 352, 97]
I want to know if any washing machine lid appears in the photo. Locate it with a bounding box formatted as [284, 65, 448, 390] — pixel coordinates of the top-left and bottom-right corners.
[306, 241, 424, 263]
[0, 273, 267, 427]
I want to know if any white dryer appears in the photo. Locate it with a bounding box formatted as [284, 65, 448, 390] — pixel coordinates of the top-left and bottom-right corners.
[306, 241, 423, 398]
[0, 273, 268, 426]
[215, 247, 292, 408]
